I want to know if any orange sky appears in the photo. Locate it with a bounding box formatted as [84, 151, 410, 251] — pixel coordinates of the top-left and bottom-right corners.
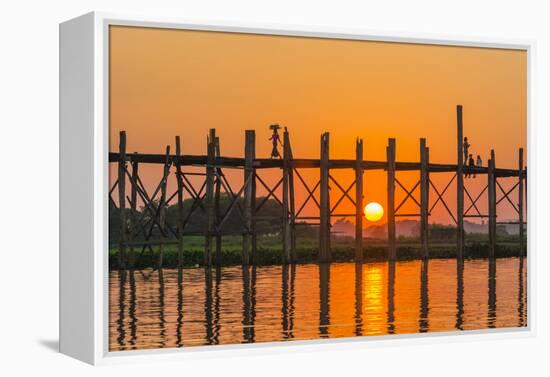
[109, 25, 526, 225]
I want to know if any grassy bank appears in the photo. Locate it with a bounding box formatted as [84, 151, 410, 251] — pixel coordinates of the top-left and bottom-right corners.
[109, 235, 525, 270]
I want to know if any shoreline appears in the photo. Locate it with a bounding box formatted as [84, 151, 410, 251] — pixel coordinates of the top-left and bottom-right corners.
[108, 243, 526, 271]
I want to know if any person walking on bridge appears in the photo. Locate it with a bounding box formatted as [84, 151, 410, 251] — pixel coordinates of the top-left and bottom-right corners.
[269, 124, 283, 159]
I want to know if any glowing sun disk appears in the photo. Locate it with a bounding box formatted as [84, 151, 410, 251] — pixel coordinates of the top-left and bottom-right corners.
[364, 202, 384, 222]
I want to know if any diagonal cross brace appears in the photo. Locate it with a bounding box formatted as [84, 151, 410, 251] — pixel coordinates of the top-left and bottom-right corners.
[429, 175, 457, 224]
[394, 178, 421, 214]
[496, 180, 520, 214]
[255, 174, 284, 211]
[463, 185, 487, 217]
[217, 173, 252, 231]
[329, 175, 356, 214]
[295, 174, 321, 217]
[464, 184, 488, 216]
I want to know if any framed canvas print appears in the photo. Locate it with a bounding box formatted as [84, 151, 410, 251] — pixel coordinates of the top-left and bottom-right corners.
[60, 12, 532, 365]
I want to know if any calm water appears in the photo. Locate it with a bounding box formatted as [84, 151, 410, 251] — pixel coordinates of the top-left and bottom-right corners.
[109, 257, 527, 351]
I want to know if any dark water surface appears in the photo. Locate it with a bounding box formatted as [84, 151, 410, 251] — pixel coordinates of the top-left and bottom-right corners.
[109, 257, 527, 351]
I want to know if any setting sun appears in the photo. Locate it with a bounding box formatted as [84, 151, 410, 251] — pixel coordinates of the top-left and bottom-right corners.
[364, 202, 384, 222]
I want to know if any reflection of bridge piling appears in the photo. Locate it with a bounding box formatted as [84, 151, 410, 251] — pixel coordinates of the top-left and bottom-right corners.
[110, 105, 527, 268]
[455, 260, 464, 330]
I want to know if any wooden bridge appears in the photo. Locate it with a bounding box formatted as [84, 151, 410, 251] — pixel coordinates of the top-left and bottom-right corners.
[109, 105, 526, 269]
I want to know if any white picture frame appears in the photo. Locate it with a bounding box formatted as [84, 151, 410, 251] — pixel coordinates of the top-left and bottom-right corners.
[59, 11, 535, 365]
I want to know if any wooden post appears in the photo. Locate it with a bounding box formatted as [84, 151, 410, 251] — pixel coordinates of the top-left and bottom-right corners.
[319, 133, 331, 263]
[287, 131, 297, 262]
[456, 105, 465, 260]
[118, 131, 127, 270]
[251, 163, 257, 263]
[355, 138, 364, 262]
[488, 150, 496, 259]
[175, 136, 185, 269]
[387, 138, 396, 261]
[158, 145, 170, 270]
[420, 139, 429, 259]
[282, 129, 291, 264]
[205, 129, 216, 266]
[214, 137, 222, 266]
[129, 155, 139, 269]
[518, 148, 524, 256]
[243, 130, 255, 265]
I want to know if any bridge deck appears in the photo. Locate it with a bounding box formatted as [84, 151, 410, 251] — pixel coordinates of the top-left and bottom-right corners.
[108, 152, 523, 177]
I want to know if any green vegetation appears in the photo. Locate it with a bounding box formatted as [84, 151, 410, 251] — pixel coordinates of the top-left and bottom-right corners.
[109, 234, 525, 270]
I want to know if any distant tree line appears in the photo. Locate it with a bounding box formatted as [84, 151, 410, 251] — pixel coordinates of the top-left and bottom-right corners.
[109, 195, 316, 244]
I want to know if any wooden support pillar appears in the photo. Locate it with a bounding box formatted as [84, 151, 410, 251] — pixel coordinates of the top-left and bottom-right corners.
[118, 131, 127, 270]
[214, 137, 222, 266]
[286, 130, 297, 262]
[518, 148, 525, 256]
[420, 139, 429, 259]
[319, 132, 331, 263]
[129, 155, 139, 269]
[488, 150, 496, 259]
[251, 163, 257, 262]
[205, 129, 216, 266]
[354, 138, 364, 262]
[282, 129, 291, 264]
[158, 145, 170, 270]
[387, 138, 396, 261]
[175, 136, 185, 270]
[456, 105, 465, 260]
[243, 130, 256, 266]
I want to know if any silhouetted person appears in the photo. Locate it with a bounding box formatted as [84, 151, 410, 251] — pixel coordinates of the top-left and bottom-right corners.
[475, 155, 482, 179]
[269, 124, 282, 159]
[463, 137, 470, 164]
[467, 154, 475, 178]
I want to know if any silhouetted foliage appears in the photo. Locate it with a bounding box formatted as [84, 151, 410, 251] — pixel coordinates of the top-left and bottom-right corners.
[109, 195, 299, 244]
